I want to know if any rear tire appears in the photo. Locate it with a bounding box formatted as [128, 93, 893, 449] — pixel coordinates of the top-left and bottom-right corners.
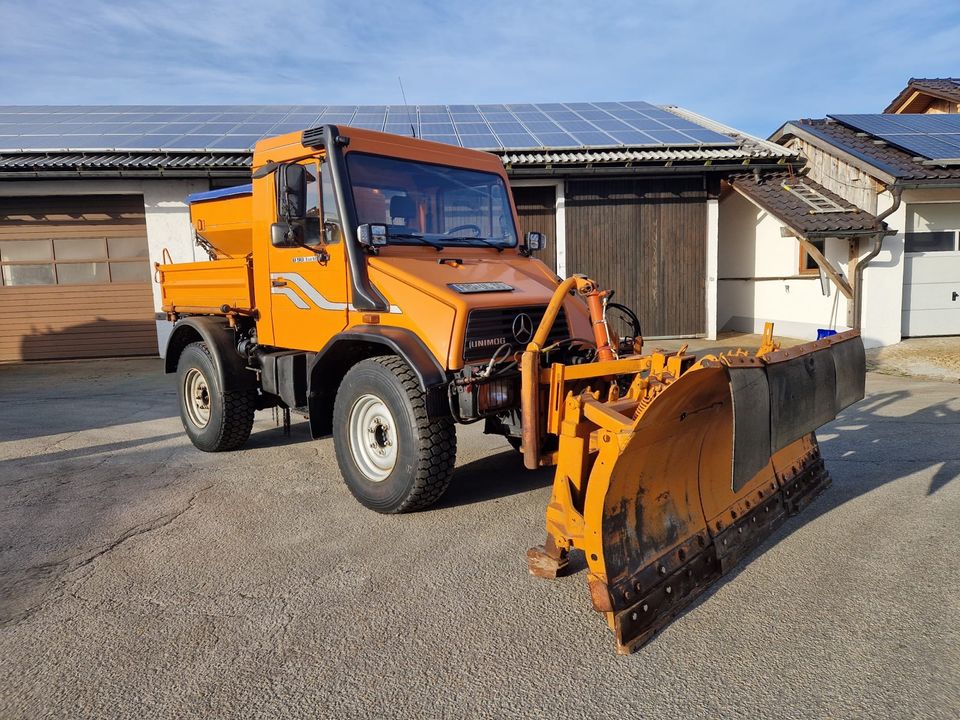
[176, 342, 255, 452]
[333, 355, 456, 513]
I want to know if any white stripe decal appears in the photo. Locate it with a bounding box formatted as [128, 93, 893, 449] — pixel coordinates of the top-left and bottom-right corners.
[270, 286, 309, 309]
[273, 272, 348, 310]
[270, 272, 402, 314]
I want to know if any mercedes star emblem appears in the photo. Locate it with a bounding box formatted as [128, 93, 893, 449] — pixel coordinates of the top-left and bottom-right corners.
[512, 313, 533, 344]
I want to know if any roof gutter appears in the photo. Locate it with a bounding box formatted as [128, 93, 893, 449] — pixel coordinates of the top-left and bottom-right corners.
[504, 161, 795, 177]
[0, 170, 249, 179]
[853, 185, 902, 330]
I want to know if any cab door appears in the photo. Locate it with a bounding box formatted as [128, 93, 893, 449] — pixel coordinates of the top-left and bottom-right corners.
[268, 159, 351, 351]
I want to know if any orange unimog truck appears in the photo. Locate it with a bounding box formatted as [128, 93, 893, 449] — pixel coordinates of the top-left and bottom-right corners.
[160, 124, 589, 512]
[158, 124, 867, 653]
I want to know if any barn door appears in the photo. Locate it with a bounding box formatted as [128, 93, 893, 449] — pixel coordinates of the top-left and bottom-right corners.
[512, 185, 558, 273]
[564, 178, 707, 337]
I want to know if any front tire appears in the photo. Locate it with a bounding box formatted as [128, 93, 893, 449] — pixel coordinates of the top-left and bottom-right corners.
[176, 342, 255, 452]
[333, 355, 456, 513]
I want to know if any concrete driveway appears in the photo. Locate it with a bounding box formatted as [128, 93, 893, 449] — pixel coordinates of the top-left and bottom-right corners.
[1, 358, 958, 719]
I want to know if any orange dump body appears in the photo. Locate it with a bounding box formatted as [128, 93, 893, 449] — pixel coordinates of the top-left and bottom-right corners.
[188, 185, 254, 259]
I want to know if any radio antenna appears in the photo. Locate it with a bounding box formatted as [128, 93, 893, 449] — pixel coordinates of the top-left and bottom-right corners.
[398, 76, 416, 138]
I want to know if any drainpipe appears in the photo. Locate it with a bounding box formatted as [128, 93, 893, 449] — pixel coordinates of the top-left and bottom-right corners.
[853, 185, 902, 329]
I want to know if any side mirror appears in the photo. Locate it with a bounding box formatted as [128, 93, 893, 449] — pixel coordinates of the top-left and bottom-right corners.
[270, 221, 301, 248]
[524, 231, 546, 252]
[278, 163, 308, 221]
[357, 223, 388, 249]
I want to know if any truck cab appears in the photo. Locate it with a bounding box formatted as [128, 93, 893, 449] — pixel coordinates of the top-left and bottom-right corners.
[159, 124, 591, 512]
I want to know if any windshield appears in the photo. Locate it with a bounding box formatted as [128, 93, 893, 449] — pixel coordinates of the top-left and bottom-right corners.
[346, 152, 518, 247]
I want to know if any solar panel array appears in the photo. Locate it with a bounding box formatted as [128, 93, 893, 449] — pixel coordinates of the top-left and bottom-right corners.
[0, 102, 736, 153]
[831, 114, 960, 160]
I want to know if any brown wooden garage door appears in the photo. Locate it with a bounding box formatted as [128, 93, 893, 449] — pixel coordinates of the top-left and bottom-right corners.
[565, 178, 706, 337]
[0, 195, 156, 361]
[512, 185, 558, 272]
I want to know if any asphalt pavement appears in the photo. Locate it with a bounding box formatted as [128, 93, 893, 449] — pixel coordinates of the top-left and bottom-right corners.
[1, 358, 958, 719]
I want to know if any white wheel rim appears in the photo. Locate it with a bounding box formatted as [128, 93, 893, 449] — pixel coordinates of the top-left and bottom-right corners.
[183, 367, 211, 428]
[348, 393, 397, 482]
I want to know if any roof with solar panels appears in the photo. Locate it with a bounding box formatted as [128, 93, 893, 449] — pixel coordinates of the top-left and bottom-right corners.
[0, 101, 794, 177]
[773, 113, 960, 185]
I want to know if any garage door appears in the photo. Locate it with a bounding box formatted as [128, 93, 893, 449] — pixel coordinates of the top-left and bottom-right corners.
[0, 195, 156, 361]
[901, 230, 960, 337]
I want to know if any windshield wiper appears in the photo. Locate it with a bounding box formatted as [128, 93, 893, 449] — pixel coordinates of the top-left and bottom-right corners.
[387, 232, 444, 252]
[444, 236, 505, 253]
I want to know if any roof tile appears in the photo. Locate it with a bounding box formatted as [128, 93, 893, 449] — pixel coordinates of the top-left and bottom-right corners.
[782, 118, 960, 183]
[728, 170, 886, 236]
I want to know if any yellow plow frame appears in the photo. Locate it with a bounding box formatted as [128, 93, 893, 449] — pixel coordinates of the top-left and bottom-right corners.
[522, 277, 866, 654]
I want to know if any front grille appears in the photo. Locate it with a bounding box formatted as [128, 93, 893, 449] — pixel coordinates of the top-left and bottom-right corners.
[463, 305, 569, 362]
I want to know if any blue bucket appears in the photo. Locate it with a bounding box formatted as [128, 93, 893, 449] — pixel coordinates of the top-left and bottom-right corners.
[816, 329, 838, 340]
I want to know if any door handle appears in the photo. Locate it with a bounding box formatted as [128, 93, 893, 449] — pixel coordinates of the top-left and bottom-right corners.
[272, 279, 287, 288]
[953, 291, 959, 301]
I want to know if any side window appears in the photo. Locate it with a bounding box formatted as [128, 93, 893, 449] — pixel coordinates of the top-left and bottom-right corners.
[275, 161, 322, 247]
[302, 161, 321, 246]
[321, 161, 341, 244]
[799, 239, 825, 275]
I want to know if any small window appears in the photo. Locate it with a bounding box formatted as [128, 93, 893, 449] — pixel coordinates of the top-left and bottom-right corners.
[109, 261, 150, 282]
[0, 239, 53, 262]
[54, 237, 106, 260]
[321, 161, 341, 245]
[304, 162, 320, 219]
[107, 237, 149, 258]
[904, 231, 957, 253]
[302, 161, 321, 246]
[799, 239, 826, 275]
[57, 262, 109, 284]
[321, 163, 339, 225]
[1, 264, 55, 286]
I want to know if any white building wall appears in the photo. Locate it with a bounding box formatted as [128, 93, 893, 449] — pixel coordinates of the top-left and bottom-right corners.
[856, 190, 905, 348]
[0, 178, 206, 353]
[705, 198, 719, 340]
[141, 180, 209, 352]
[718, 191, 851, 341]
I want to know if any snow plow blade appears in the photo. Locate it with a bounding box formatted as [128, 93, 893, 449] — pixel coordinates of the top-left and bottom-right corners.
[523, 303, 865, 653]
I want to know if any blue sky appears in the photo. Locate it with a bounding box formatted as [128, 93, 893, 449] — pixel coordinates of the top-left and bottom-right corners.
[1, 0, 958, 138]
